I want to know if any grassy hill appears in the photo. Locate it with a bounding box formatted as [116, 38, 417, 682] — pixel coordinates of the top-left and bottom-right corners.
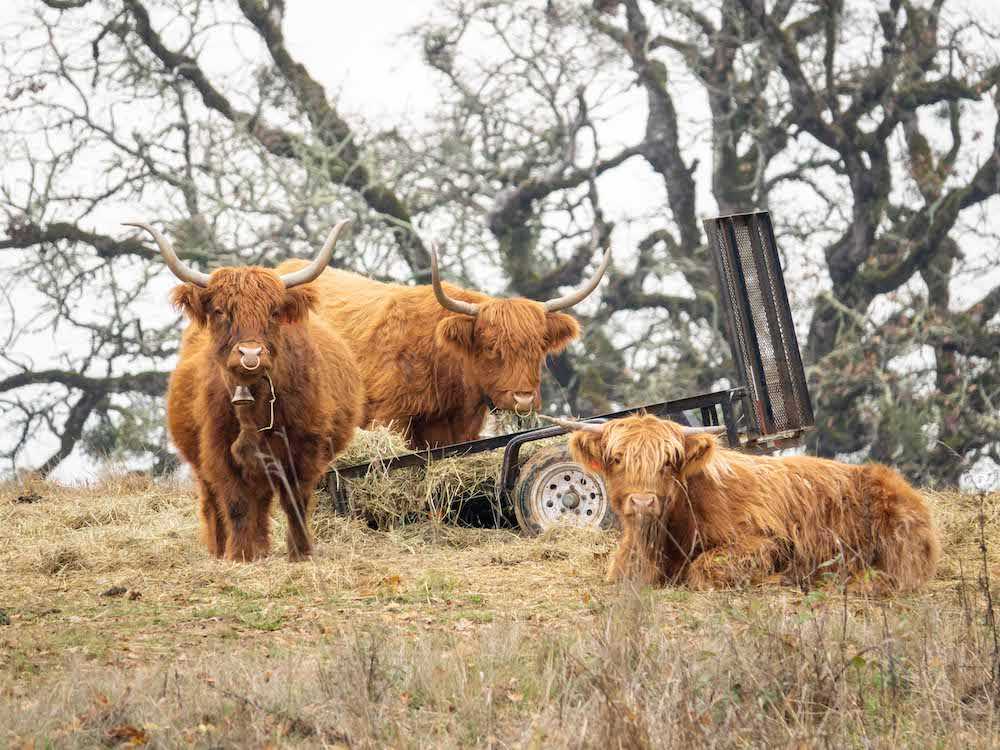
[1, 475, 998, 748]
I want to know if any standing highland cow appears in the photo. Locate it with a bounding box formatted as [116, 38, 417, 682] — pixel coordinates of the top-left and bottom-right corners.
[543, 414, 940, 592]
[277, 238, 610, 448]
[128, 220, 363, 562]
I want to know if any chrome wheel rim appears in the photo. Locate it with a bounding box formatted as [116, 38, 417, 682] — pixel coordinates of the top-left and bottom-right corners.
[528, 461, 608, 530]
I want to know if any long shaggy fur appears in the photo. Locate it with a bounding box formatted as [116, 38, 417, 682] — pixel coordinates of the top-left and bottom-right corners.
[274, 261, 580, 448]
[168, 268, 363, 562]
[569, 415, 940, 592]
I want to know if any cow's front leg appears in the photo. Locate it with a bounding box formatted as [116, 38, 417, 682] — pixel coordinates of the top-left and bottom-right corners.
[409, 418, 452, 449]
[231, 406, 267, 478]
[685, 535, 781, 590]
[278, 479, 317, 562]
[221, 483, 273, 562]
[197, 480, 227, 557]
[607, 522, 666, 586]
[275, 435, 331, 561]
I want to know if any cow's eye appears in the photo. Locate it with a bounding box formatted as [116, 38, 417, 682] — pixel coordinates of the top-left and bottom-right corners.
[611, 455, 622, 466]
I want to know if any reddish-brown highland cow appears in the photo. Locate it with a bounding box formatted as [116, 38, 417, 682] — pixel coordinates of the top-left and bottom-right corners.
[127, 220, 363, 562]
[544, 414, 940, 592]
[276, 238, 610, 448]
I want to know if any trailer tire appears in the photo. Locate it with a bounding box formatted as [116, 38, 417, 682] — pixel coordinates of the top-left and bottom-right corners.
[512, 446, 615, 535]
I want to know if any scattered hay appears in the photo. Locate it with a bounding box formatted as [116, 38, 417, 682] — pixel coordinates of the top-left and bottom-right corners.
[330, 425, 572, 529]
[1, 472, 56, 505]
[38, 546, 89, 576]
[926, 489, 1000, 581]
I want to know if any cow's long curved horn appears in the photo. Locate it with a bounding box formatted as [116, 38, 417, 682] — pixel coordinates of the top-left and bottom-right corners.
[681, 425, 727, 435]
[538, 414, 605, 433]
[123, 222, 211, 287]
[543, 231, 612, 312]
[279, 219, 351, 289]
[430, 243, 480, 317]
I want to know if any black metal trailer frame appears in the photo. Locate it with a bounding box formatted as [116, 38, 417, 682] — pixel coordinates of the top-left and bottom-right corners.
[327, 211, 815, 531]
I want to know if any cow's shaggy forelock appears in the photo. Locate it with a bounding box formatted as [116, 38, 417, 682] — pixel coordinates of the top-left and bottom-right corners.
[475, 299, 547, 353]
[203, 268, 285, 330]
[469, 299, 552, 392]
[601, 416, 685, 478]
[172, 268, 319, 349]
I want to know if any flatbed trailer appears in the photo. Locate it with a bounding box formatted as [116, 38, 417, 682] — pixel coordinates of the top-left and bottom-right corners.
[327, 210, 815, 534]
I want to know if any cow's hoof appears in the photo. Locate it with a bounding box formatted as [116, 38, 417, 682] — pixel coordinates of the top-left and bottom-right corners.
[288, 550, 312, 563]
[223, 546, 268, 563]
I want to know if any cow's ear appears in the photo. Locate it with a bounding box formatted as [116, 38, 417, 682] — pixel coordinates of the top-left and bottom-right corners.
[569, 431, 605, 475]
[277, 285, 318, 324]
[436, 316, 477, 355]
[544, 312, 580, 353]
[171, 284, 208, 325]
[681, 433, 719, 479]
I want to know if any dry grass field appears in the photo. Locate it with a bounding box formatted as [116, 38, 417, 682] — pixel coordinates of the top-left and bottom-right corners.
[1, 474, 999, 749]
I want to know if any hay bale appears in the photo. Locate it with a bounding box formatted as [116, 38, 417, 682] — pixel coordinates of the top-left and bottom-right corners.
[423, 451, 504, 523]
[334, 424, 411, 468]
[331, 426, 426, 528]
[329, 424, 571, 530]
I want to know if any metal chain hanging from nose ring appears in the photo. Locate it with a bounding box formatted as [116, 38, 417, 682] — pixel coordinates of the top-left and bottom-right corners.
[258, 373, 277, 432]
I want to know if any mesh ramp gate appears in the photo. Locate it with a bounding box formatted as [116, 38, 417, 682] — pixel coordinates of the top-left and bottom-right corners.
[704, 211, 814, 444]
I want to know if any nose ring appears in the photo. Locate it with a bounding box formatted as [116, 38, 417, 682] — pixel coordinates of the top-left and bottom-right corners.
[238, 345, 262, 371]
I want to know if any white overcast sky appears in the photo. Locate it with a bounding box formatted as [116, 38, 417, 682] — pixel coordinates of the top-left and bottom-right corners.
[2, 0, 999, 483]
[282, 0, 1000, 119]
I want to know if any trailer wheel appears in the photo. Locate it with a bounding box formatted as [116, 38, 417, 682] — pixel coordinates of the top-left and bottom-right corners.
[513, 446, 614, 535]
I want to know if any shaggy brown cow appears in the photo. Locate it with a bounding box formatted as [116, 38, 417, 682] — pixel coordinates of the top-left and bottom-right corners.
[127, 220, 363, 562]
[276, 239, 610, 448]
[543, 414, 940, 592]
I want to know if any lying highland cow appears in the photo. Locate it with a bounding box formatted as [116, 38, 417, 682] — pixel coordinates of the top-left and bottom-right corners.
[542, 414, 940, 592]
[126, 220, 363, 562]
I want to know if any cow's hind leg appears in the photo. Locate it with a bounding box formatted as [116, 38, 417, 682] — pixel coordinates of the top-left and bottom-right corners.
[685, 536, 782, 590]
[197, 480, 227, 558]
[862, 465, 940, 592]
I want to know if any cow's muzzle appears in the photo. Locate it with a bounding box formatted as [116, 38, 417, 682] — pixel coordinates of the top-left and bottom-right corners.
[227, 342, 271, 380]
[238, 345, 262, 371]
[513, 392, 535, 416]
[494, 390, 539, 415]
[625, 493, 660, 517]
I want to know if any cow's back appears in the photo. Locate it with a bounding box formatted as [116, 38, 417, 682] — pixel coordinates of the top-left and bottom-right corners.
[688, 451, 872, 544]
[274, 262, 403, 341]
[275, 260, 488, 431]
[303, 314, 365, 449]
[687, 450, 936, 579]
